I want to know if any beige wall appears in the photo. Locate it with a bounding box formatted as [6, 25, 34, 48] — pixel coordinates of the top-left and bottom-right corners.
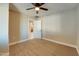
[77, 5, 79, 53]
[9, 10, 29, 43]
[42, 8, 77, 46]
[9, 10, 20, 43]
[0, 4, 9, 54]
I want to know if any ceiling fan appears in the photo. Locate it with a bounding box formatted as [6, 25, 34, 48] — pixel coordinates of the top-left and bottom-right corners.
[26, 3, 48, 14]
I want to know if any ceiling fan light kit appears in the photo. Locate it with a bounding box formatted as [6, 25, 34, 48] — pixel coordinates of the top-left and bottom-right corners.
[26, 3, 48, 14]
[35, 7, 40, 11]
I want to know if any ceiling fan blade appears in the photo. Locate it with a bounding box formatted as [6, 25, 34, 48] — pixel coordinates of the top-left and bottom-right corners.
[32, 3, 45, 7]
[39, 3, 45, 6]
[26, 7, 34, 10]
[40, 7, 48, 11]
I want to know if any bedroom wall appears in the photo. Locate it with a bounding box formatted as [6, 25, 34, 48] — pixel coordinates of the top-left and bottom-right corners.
[0, 4, 9, 53]
[9, 10, 30, 44]
[9, 10, 20, 43]
[42, 8, 77, 46]
[76, 4, 79, 53]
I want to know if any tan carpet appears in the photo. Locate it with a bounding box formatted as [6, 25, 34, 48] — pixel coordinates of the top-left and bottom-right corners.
[9, 39, 78, 56]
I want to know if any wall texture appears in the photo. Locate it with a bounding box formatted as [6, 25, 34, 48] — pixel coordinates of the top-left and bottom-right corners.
[9, 10, 29, 43]
[0, 4, 9, 54]
[9, 10, 20, 43]
[42, 8, 77, 46]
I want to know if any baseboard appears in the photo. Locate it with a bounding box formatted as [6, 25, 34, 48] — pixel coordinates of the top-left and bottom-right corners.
[9, 38, 35, 46]
[75, 47, 79, 55]
[9, 39, 29, 46]
[9, 38, 79, 55]
[43, 38, 77, 48]
[43, 38, 79, 55]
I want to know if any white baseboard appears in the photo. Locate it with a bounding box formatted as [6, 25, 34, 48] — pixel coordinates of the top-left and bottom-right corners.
[43, 38, 79, 55]
[9, 38, 79, 55]
[43, 38, 76, 48]
[9, 39, 29, 46]
[75, 47, 79, 55]
[9, 38, 35, 46]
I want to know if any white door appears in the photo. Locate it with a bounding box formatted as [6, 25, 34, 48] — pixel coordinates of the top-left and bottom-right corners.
[33, 20, 41, 38]
[29, 20, 34, 39]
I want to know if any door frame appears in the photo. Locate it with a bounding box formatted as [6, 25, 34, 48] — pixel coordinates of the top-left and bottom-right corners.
[28, 19, 34, 39]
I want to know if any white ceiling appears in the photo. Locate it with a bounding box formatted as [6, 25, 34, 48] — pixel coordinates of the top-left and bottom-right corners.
[9, 3, 78, 16]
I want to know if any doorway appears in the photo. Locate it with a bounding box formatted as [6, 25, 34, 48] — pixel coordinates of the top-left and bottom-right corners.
[29, 18, 42, 39]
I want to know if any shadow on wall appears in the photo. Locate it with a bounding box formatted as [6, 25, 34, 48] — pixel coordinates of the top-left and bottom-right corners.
[9, 4, 29, 44]
[9, 10, 21, 43]
[9, 3, 20, 13]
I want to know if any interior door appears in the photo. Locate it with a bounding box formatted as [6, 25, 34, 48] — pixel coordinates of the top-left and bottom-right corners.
[33, 20, 41, 38]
